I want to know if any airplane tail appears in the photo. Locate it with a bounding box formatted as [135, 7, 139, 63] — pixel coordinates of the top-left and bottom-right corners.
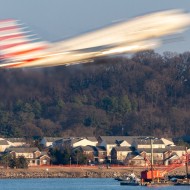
[0, 19, 49, 64]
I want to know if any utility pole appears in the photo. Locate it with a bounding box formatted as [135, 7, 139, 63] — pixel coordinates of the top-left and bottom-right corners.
[144, 136, 157, 183]
[150, 138, 154, 182]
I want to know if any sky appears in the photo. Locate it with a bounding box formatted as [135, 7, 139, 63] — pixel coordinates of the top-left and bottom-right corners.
[0, 0, 190, 53]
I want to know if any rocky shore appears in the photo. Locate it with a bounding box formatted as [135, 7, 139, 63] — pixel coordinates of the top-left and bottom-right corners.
[0, 166, 189, 179]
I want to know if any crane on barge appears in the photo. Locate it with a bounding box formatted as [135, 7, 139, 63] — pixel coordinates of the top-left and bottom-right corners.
[140, 137, 189, 183]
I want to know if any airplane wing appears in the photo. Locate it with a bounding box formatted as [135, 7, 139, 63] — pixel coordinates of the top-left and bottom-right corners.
[0, 9, 190, 69]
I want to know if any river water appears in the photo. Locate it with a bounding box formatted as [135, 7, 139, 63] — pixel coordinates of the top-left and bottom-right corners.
[0, 178, 189, 190]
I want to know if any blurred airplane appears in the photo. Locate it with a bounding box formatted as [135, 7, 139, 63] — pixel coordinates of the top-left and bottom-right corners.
[0, 9, 190, 69]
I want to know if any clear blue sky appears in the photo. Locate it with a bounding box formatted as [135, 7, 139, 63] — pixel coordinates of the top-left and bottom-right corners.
[0, 0, 190, 53]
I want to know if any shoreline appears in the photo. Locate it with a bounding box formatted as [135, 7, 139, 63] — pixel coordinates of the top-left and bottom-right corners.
[0, 166, 189, 179]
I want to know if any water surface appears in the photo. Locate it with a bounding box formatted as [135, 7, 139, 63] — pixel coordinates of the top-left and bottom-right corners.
[0, 178, 189, 190]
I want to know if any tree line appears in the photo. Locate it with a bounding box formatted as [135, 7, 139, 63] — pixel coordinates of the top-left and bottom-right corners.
[0, 50, 190, 138]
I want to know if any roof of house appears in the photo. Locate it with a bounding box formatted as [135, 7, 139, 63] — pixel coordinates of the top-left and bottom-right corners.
[161, 137, 174, 143]
[35, 152, 50, 159]
[54, 137, 96, 145]
[71, 138, 86, 144]
[65, 137, 97, 145]
[113, 147, 132, 152]
[38, 154, 50, 159]
[0, 140, 9, 145]
[134, 138, 164, 145]
[116, 140, 132, 146]
[7, 147, 39, 153]
[138, 148, 168, 154]
[167, 146, 186, 151]
[128, 154, 144, 160]
[5, 138, 26, 143]
[86, 137, 98, 142]
[99, 136, 143, 145]
[73, 146, 96, 151]
[43, 137, 62, 142]
[99, 136, 124, 144]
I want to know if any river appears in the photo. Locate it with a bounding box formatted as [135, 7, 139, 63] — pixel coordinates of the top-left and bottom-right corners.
[0, 178, 189, 190]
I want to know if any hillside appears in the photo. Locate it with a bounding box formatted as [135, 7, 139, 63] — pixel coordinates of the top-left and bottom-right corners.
[0, 50, 190, 138]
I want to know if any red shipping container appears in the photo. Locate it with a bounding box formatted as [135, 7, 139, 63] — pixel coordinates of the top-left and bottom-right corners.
[141, 170, 164, 180]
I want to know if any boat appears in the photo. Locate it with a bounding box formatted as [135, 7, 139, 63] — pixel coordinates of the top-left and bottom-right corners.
[120, 173, 140, 186]
[120, 181, 140, 186]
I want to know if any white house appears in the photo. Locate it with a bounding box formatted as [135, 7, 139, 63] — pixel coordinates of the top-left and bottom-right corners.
[0, 139, 10, 152]
[67, 137, 97, 148]
[53, 137, 98, 149]
[7, 147, 51, 166]
[132, 139, 165, 149]
[161, 138, 175, 146]
[111, 146, 132, 163]
[98, 136, 135, 156]
[40, 137, 62, 147]
[5, 138, 26, 147]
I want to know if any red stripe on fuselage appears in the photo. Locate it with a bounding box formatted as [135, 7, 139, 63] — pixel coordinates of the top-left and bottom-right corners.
[0, 26, 17, 31]
[0, 19, 15, 23]
[0, 34, 23, 41]
[3, 46, 46, 58]
[0, 42, 27, 50]
[3, 57, 43, 68]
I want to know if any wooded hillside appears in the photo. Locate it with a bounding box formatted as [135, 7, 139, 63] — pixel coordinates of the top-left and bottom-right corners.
[0, 50, 190, 138]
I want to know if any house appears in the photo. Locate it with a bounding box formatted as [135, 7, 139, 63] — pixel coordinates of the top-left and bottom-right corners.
[40, 137, 62, 147]
[74, 145, 107, 164]
[37, 152, 51, 166]
[0, 139, 10, 152]
[5, 138, 26, 147]
[116, 140, 131, 147]
[6, 147, 50, 166]
[52, 138, 65, 149]
[73, 146, 107, 164]
[125, 153, 145, 166]
[8, 147, 40, 158]
[166, 146, 186, 157]
[97, 136, 117, 157]
[72, 146, 95, 164]
[97, 136, 132, 157]
[137, 148, 167, 165]
[161, 138, 175, 146]
[111, 146, 132, 164]
[95, 146, 107, 163]
[164, 153, 181, 165]
[86, 137, 98, 145]
[57, 137, 97, 149]
[163, 146, 187, 164]
[71, 137, 97, 147]
[132, 138, 165, 149]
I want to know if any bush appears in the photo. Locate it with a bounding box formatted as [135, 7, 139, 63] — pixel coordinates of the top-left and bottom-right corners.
[8, 156, 28, 169]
